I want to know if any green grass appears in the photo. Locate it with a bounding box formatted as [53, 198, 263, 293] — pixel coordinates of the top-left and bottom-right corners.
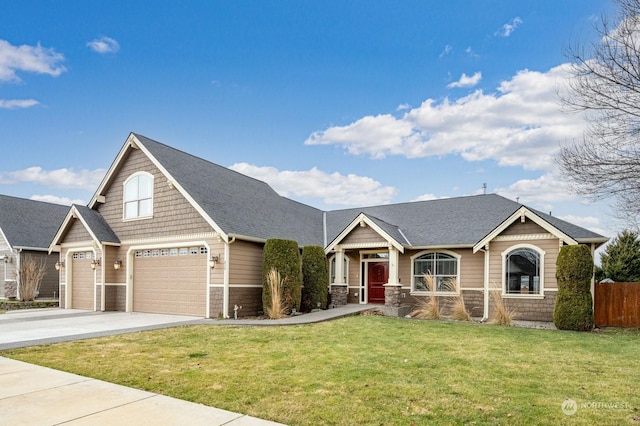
[3, 316, 640, 425]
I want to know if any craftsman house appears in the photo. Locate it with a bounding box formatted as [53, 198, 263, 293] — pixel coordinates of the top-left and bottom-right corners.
[49, 133, 607, 321]
[0, 195, 68, 299]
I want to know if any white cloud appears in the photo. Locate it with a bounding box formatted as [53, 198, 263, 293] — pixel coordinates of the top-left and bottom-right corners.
[411, 193, 450, 202]
[229, 163, 396, 207]
[30, 194, 84, 206]
[447, 72, 482, 88]
[439, 44, 453, 58]
[495, 173, 575, 211]
[0, 39, 66, 82]
[87, 36, 120, 54]
[497, 17, 523, 37]
[0, 166, 106, 191]
[305, 64, 584, 171]
[0, 99, 39, 109]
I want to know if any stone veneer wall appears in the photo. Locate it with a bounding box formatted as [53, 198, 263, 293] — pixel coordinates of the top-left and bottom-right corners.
[497, 292, 557, 322]
[229, 287, 262, 317]
[104, 285, 126, 311]
[4, 281, 17, 299]
[209, 287, 224, 318]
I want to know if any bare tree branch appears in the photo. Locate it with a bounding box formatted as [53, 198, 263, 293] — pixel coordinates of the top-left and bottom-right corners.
[558, 0, 640, 221]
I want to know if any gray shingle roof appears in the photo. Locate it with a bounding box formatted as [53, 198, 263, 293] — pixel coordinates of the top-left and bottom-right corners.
[129, 134, 606, 249]
[326, 194, 606, 247]
[73, 205, 120, 244]
[326, 195, 523, 247]
[0, 194, 69, 250]
[135, 134, 325, 247]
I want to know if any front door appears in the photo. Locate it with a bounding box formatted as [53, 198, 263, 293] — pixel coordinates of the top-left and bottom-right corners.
[367, 261, 389, 303]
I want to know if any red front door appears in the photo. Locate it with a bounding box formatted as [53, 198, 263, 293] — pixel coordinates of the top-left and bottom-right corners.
[367, 262, 389, 303]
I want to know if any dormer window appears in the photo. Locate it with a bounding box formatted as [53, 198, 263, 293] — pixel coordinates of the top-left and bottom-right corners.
[124, 172, 153, 219]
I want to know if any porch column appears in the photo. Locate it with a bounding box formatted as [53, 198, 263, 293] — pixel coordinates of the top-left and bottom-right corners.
[330, 248, 347, 307]
[384, 246, 402, 307]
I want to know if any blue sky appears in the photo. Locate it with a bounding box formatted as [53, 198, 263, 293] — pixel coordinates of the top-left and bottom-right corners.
[0, 1, 619, 242]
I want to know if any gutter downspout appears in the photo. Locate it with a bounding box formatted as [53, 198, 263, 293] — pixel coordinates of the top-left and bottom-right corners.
[223, 236, 236, 319]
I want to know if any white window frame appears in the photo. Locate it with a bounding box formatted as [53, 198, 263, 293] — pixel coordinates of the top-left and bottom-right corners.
[123, 172, 154, 220]
[410, 250, 461, 295]
[501, 244, 545, 298]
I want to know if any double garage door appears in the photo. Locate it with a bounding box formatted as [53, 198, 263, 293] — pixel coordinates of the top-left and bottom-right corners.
[132, 246, 207, 316]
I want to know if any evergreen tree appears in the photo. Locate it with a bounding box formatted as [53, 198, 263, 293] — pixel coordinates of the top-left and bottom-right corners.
[600, 230, 640, 282]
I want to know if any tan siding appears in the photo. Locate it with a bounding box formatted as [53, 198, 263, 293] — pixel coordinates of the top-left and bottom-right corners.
[488, 239, 560, 290]
[501, 218, 547, 235]
[96, 148, 213, 240]
[342, 226, 386, 244]
[64, 218, 93, 243]
[345, 250, 359, 286]
[229, 240, 263, 286]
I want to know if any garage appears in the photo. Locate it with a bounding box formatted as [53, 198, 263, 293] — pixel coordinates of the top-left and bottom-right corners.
[132, 246, 207, 316]
[71, 252, 94, 310]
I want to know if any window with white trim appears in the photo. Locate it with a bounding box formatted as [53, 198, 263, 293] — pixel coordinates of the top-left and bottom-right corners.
[504, 247, 542, 295]
[412, 252, 459, 293]
[124, 173, 153, 219]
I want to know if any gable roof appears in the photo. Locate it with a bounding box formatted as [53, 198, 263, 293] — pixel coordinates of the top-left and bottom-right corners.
[0, 194, 69, 251]
[49, 205, 120, 251]
[90, 133, 325, 247]
[326, 194, 607, 250]
[82, 133, 607, 251]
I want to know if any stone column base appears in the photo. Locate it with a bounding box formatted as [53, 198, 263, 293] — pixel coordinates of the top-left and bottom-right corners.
[329, 284, 348, 307]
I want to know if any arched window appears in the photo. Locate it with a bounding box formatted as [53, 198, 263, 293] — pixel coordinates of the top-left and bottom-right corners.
[123, 173, 153, 219]
[412, 252, 459, 293]
[504, 247, 542, 295]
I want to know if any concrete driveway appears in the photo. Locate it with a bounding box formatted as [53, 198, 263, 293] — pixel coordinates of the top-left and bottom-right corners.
[0, 308, 205, 350]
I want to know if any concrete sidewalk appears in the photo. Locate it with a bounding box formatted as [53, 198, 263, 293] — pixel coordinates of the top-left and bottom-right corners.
[0, 357, 283, 425]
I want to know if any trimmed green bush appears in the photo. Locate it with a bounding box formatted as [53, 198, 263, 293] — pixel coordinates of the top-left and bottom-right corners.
[262, 239, 301, 314]
[301, 246, 329, 312]
[553, 245, 594, 331]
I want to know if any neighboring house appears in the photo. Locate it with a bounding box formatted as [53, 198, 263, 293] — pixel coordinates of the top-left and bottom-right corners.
[0, 195, 69, 299]
[49, 133, 608, 321]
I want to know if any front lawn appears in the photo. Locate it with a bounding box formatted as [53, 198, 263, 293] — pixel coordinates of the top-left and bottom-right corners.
[3, 316, 639, 425]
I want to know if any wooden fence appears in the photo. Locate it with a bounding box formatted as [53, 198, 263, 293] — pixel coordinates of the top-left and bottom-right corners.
[594, 282, 640, 327]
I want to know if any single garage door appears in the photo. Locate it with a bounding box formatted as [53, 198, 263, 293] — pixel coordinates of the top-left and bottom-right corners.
[71, 252, 94, 310]
[133, 246, 207, 316]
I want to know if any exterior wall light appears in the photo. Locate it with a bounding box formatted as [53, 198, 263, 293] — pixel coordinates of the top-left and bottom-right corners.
[209, 255, 219, 269]
[55, 261, 65, 271]
[90, 258, 101, 270]
[113, 260, 123, 270]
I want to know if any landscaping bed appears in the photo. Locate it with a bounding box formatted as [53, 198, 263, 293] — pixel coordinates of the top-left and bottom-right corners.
[0, 299, 59, 311]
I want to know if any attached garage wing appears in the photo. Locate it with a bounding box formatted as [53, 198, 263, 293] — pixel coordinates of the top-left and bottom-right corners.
[132, 246, 207, 316]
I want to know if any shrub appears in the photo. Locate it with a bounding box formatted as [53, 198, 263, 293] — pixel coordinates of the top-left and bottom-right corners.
[411, 274, 442, 319]
[265, 268, 287, 319]
[262, 239, 301, 314]
[450, 291, 472, 322]
[554, 245, 594, 331]
[489, 281, 514, 326]
[301, 246, 329, 312]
